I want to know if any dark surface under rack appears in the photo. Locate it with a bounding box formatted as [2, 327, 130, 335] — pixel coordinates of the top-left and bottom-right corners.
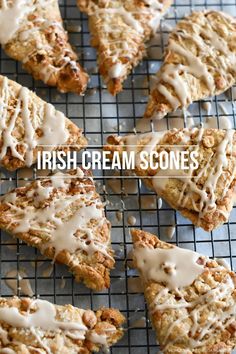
[0, 0, 236, 353]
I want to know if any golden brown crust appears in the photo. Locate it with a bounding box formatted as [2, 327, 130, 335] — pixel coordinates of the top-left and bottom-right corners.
[132, 229, 236, 354]
[0, 75, 87, 171]
[0, 169, 114, 291]
[77, 0, 172, 95]
[2, 0, 88, 94]
[105, 128, 236, 231]
[145, 10, 236, 119]
[0, 296, 125, 353]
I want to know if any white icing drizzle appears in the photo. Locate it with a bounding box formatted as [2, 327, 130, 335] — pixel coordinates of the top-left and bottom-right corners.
[134, 246, 205, 290]
[3, 177, 112, 260]
[38, 104, 69, 148]
[0, 0, 31, 45]
[0, 77, 69, 167]
[154, 11, 236, 112]
[19, 87, 36, 166]
[108, 62, 126, 79]
[0, 299, 119, 353]
[0, 0, 55, 46]
[162, 273, 235, 350]
[146, 2, 164, 33]
[178, 129, 235, 220]
[87, 332, 107, 346]
[134, 241, 236, 350]
[122, 128, 235, 221]
[43, 202, 106, 257]
[28, 181, 53, 207]
[0, 299, 87, 332]
[0, 1, 81, 87]
[102, 7, 144, 34]
[91, 1, 167, 81]
[216, 258, 231, 270]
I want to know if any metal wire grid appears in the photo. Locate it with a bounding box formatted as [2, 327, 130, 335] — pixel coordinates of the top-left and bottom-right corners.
[0, 0, 236, 353]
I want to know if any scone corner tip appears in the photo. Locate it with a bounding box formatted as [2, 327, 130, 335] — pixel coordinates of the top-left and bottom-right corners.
[0, 169, 115, 291]
[0, 75, 87, 171]
[77, 0, 173, 96]
[145, 9, 236, 120]
[132, 229, 236, 353]
[0, 296, 125, 353]
[0, 0, 89, 95]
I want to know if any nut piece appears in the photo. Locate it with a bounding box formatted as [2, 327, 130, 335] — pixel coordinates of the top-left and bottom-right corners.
[202, 135, 215, 148]
[83, 310, 97, 328]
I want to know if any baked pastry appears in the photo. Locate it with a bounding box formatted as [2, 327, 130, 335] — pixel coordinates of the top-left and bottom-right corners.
[132, 228, 236, 354]
[145, 10, 236, 119]
[105, 128, 236, 231]
[77, 0, 172, 95]
[0, 0, 88, 94]
[0, 296, 125, 353]
[0, 169, 115, 291]
[0, 75, 87, 171]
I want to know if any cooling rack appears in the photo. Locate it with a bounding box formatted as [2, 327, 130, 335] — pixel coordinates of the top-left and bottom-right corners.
[0, 0, 236, 353]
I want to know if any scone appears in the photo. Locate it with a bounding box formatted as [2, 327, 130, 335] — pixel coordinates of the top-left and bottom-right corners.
[77, 0, 172, 95]
[131, 229, 236, 354]
[0, 169, 115, 291]
[105, 128, 236, 231]
[0, 296, 125, 353]
[145, 11, 236, 119]
[0, 0, 88, 94]
[0, 75, 87, 171]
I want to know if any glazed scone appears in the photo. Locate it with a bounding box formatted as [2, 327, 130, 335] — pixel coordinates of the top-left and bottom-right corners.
[132, 229, 236, 354]
[145, 11, 236, 119]
[77, 0, 172, 95]
[105, 128, 236, 231]
[0, 296, 125, 353]
[0, 0, 88, 94]
[0, 75, 87, 171]
[0, 169, 115, 291]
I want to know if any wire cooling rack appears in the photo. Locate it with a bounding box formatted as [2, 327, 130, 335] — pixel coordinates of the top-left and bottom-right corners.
[0, 0, 236, 353]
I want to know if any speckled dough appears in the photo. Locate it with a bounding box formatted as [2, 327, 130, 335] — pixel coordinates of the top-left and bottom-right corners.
[132, 229, 236, 354]
[0, 0, 88, 94]
[0, 296, 125, 353]
[0, 75, 87, 171]
[145, 11, 236, 119]
[105, 128, 236, 231]
[77, 0, 172, 95]
[0, 169, 115, 291]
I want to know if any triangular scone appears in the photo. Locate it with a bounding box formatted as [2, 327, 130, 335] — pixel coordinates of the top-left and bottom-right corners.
[145, 11, 236, 119]
[0, 1, 88, 94]
[77, 0, 172, 95]
[132, 229, 236, 354]
[105, 128, 236, 231]
[0, 75, 87, 171]
[0, 296, 125, 353]
[0, 169, 114, 291]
